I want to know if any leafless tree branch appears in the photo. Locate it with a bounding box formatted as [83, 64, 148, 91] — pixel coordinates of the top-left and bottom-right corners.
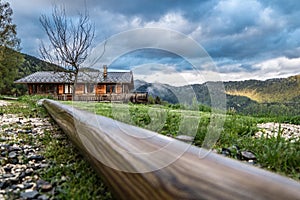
[39, 5, 95, 99]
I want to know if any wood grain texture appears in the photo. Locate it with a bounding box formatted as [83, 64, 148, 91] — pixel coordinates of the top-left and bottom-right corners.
[42, 99, 300, 200]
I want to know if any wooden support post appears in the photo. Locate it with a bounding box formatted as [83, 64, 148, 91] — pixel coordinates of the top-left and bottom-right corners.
[42, 99, 300, 200]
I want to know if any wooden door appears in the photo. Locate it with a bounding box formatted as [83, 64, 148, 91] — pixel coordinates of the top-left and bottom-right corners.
[96, 85, 106, 94]
[58, 85, 64, 94]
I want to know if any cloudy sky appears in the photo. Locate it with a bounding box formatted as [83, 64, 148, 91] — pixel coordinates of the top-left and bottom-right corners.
[7, 0, 300, 85]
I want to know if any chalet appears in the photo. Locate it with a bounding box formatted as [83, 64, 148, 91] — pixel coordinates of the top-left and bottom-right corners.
[14, 66, 148, 102]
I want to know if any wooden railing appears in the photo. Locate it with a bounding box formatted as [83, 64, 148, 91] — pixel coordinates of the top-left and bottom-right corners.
[42, 99, 300, 200]
[56, 92, 148, 103]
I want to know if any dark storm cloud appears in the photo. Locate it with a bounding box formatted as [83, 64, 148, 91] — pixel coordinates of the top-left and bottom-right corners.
[85, 0, 214, 20]
[192, 0, 300, 66]
[5, 0, 300, 82]
[110, 48, 193, 72]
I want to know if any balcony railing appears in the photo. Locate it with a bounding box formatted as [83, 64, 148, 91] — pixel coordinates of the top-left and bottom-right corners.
[56, 93, 148, 103]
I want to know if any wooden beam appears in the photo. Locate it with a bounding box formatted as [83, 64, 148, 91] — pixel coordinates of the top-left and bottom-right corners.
[42, 99, 300, 200]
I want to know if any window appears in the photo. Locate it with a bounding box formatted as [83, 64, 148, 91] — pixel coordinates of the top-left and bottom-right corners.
[106, 85, 115, 93]
[85, 83, 95, 93]
[64, 84, 72, 94]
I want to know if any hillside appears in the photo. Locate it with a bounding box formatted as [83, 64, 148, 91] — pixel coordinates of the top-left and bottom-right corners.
[135, 75, 300, 104]
[224, 75, 300, 103]
[18, 53, 62, 78]
[11, 53, 63, 95]
[0, 46, 63, 95]
[134, 75, 300, 116]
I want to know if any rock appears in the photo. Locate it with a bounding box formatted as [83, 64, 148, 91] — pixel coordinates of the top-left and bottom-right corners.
[15, 184, 25, 189]
[33, 174, 39, 180]
[12, 188, 21, 195]
[11, 184, 19, 190]
[3, 173, 14, 178]
[25, 168, 34, 176]
[28, 155, 44, 162]
[38, 194, 50, 200]
[36, 179, 52, 191]
[23, 182, 34, 189]
[240, 151, 256, 161]
[40, 163, 49, 168]
[32, 164, 41, 170]
[40, 183, 53, 192]
[10, 158, 19, 164]
[24, 130, 33, 134]
[247, 159, 256, 165]
[3, 165, 13, 173]
[20, 190, 39, 199]
[9, 176, 20, 184]
[18, 172, 26, 180]
[1, 151, 7, 157]
[9, 145, 22, 152]
[0, 180, 9, 189]
[8, 151, 17, 158]
[221, 148, 231, 157]
[175, 135, 194, 143]
[24, 176, 33, 182]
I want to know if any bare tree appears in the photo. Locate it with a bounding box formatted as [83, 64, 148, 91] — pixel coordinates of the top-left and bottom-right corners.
[39, 6, 95, 99]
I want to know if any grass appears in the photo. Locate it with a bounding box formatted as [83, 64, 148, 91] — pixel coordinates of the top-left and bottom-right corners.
[66, 101, 300, 181]
[1, 96, 114, 199]
[38, 130, 113, 200]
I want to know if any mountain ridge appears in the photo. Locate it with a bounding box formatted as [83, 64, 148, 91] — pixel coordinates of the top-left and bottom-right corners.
[224, 74, 300, 103]
[135, 74, 300, 104]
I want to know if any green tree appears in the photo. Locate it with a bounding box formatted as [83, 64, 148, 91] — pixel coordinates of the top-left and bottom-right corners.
[0, 1, 20, 48]
[0, 0, 23, 95]
[0, 46, 23, 94]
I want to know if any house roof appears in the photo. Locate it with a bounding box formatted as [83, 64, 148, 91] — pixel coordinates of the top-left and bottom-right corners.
[15, 71, 133, 84]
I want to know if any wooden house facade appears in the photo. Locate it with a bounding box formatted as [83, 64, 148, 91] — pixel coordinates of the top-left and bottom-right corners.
[14, 67, 141, 102]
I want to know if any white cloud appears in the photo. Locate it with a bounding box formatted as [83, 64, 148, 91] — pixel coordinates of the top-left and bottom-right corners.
[144, 12, 196, 34]
[134, 68, 207, 86]
[255, 56, 300, 74]
[132, 63, 224, 86]
[217, 56, 300, 82]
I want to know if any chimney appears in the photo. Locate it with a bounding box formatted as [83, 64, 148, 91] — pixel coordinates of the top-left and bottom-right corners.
[103, 65, 107, 78]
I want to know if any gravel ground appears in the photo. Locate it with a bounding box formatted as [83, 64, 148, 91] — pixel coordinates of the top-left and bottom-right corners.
[0, 102, 64, 200]
[0, 100, 10, 107]
[255, 122, 300, 142]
